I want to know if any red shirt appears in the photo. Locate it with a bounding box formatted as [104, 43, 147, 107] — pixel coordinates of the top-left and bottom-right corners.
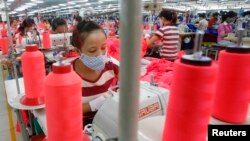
[208, 17, 217, 28]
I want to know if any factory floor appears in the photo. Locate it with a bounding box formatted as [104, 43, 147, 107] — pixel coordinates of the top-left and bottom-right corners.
[0, 65, 23, 141]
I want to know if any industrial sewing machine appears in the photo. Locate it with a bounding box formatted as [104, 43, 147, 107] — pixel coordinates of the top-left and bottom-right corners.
[235, 17, 250, 37]
[16, 32, 73, 49]
[91, 81, 170, 141]
[50, 33, 72, 47]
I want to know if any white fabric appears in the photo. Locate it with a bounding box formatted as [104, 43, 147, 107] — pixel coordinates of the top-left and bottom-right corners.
[89, 95, 106, 112]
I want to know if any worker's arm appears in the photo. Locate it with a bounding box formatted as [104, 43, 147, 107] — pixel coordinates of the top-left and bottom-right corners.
[83, 103, 92, 114]
[83, 96, 106, 114]
[146, 35, 160, 48]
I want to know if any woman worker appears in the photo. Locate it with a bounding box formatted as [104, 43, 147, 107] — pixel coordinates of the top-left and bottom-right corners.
[71, 20, 119, 125]
[146, 10, 179, 61]
[217, 11, 237, 46]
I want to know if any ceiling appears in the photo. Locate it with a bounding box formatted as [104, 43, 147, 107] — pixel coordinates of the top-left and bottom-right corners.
[0, 0, 249, 17]
[163, 0, 250, 11]
[0, 0, 121, 16]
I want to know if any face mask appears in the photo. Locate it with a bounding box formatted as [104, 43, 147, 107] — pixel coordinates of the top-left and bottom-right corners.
[73, 20, 78, 26]
[79, 53, 107, 72]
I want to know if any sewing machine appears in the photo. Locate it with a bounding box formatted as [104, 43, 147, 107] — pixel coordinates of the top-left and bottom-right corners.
[91, 81, 170, 141]
[235, 17, 250, 37]
[50, 33, 72, 47]
[15, 32, 72, 49]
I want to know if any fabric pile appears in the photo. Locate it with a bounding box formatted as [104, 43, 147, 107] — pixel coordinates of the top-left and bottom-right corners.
[106, 38, 148, 60]
[140, 58, 174, 89]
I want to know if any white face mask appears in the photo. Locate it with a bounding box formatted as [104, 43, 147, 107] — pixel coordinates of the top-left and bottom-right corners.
[79, 53, 107, 72]
[73, 20, 78, 26]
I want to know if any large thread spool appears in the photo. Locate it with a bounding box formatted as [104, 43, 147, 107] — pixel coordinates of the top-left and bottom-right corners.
[162, 31, 218, 141]
[212, 47, 250, 123]
[1, 37, 9, 54]
[20, 45, 45, 106]
[42, 32, 51, 49]
[44, 63, 89, 141]
[1, 25, 7, 37]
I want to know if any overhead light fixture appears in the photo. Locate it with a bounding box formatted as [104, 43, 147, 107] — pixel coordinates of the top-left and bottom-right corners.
[26, 3, 37, 6]
[74, 0, 88, 2]
[100, 0, 118, 1]
[51, 5, 59, 8]
[85, 3, 91, 6]
[68, 2, 76, 5]
[59, 4, 67, 6]
[18, 14, 25, 17]
[31, 0, 43, 2]
[35, 1, 44, 4]
[75, 5, 81, 8]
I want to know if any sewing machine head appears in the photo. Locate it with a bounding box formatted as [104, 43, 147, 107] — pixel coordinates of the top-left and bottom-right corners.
[50, 33, 72, 47]
[91, 82, 170, 141]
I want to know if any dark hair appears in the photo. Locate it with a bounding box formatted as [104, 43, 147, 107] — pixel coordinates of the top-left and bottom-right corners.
[43, 19, 49, 23]
[71, 20, 106, 49]
[51, 18, 66, 31]
[48, 18, 53, 26]
[159, 10, 177, 25]
[212, 12, 219, 17]
[242, 11, 250, 17]
[74, 16, 82, 23]
[18, 18, 35, 36]
[10, 19, 17, 25]
[198, 13, 206, 18]
[221, 11, 237, 23]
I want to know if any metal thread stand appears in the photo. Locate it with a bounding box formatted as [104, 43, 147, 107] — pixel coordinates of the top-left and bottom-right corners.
[119, 0, 142, 141]
[3, 0, 29, 141]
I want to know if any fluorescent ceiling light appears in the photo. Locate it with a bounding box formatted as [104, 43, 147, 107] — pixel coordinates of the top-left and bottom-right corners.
[75, 5, 81, 8]
[100, 0, 118, 1]
[35, 1, 44, 4]
[9, 11, 17, 14]
[18, 14, 25, 16]
[51, 5, 59, 8]
[68, 2, 76, 5]
[26, 3, 37, 6]
[59, 4, 67, 6]
[85, 3, 91, 6]
[15, 8, 25, 11]
[74, 0, 88, 2]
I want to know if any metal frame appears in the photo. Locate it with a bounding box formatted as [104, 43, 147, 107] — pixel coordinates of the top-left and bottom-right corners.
[119, 0, 142, 141]
[3, 0, 30, 140]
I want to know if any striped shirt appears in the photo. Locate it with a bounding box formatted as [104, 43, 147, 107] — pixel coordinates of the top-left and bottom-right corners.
[73, 60, 119, 103]
[155, 26, 179, 61]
